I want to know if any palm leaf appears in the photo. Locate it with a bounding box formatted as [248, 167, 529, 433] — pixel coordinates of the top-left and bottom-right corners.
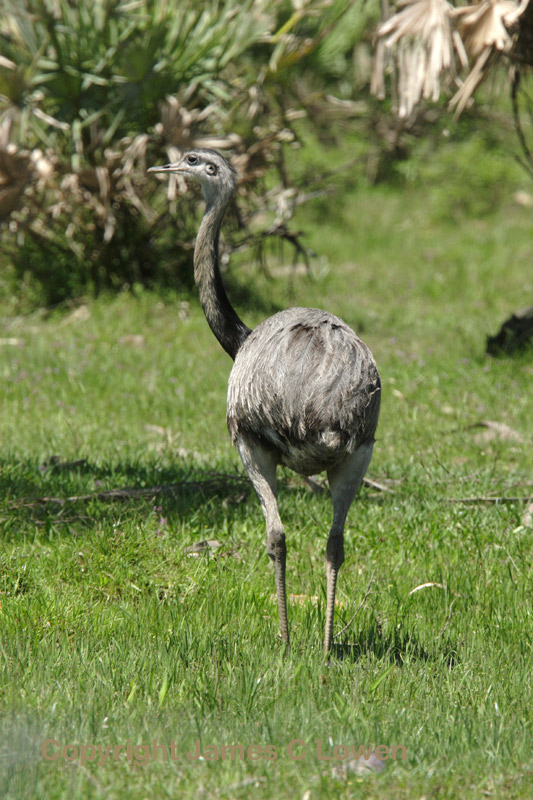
[372, 0, 531, 117]
[372, 0, 457, 118]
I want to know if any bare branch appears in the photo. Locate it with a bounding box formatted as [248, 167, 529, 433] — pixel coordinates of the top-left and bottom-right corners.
[448, 495, 531, 504]
[14, 474, 249, 508]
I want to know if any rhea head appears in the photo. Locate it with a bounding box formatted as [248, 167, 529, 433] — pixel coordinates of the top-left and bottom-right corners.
[148, 148, 236, 208]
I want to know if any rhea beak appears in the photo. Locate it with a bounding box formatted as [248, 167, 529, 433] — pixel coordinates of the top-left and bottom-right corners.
[147, 163, 184, 174]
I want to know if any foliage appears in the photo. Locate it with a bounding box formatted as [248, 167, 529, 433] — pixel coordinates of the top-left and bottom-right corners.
[1, 0, 369, 306]
[0, 0, 272, 303]
[0, 0, 529, 308]
[372, 0, 532, 119]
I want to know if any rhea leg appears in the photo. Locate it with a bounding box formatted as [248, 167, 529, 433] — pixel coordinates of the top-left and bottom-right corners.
[235, 436, 289, 646]
[324, 443, 374, 654]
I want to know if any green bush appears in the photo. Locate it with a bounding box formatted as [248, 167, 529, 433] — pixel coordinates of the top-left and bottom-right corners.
[0, 0, 310, 304]
[0, 0, 388, 307]
[0, 0, 275, 304]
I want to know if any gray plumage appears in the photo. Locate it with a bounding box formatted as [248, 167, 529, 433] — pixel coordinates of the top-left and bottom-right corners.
[228, 308, 380, 474]
[149, 148, 381, 653]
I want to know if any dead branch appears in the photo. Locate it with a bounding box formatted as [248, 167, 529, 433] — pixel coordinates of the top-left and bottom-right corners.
[448, 496, 531, 504]
[14, 473, 249, 508]
[363, 476, 396, 494]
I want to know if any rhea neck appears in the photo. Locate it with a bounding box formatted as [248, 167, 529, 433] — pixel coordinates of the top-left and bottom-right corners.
[194, 190, 251, 361]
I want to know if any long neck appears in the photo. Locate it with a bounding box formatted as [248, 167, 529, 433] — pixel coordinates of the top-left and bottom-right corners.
[194, 199, 251, 361]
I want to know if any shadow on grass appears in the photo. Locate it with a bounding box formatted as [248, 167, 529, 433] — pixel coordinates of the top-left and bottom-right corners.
[1, 456, 389, 540]
[0, 457, 250, 537]
[332, 626, 460, 668]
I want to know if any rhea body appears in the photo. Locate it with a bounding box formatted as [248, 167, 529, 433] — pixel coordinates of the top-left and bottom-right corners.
[149, 149, 381, 653]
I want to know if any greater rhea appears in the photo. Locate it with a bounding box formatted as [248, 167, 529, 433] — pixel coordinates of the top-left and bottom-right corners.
[148, 149, 381, 653]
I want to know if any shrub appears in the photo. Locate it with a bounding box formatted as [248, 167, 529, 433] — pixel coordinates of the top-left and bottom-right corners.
[0, 0, 388, 307]
[0, 0, 322, 305]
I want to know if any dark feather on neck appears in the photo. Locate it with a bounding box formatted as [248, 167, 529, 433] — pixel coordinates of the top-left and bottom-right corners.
[194, 198, 251, 360]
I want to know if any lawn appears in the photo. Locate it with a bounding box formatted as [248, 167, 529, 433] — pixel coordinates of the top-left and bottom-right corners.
[1, 130, 532, 799]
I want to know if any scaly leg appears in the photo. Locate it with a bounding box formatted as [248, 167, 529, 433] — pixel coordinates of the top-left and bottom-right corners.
[325, 443, 374, 654]
[235, 436, 289, 647]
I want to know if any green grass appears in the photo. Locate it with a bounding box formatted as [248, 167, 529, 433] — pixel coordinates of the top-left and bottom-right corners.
[1, 131, 532, 799]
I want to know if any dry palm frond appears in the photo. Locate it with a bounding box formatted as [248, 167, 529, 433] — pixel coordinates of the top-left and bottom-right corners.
[372, 0, 531, 118]
[372, 0, 457, 118]
[453, 0, 525, 59]
[449, 0, 529, 115]
[448, 46, 496, 114]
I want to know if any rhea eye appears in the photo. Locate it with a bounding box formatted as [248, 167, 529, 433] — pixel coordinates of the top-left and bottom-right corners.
[186, 154, 198, 165]
[206, 163, 217, 176]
